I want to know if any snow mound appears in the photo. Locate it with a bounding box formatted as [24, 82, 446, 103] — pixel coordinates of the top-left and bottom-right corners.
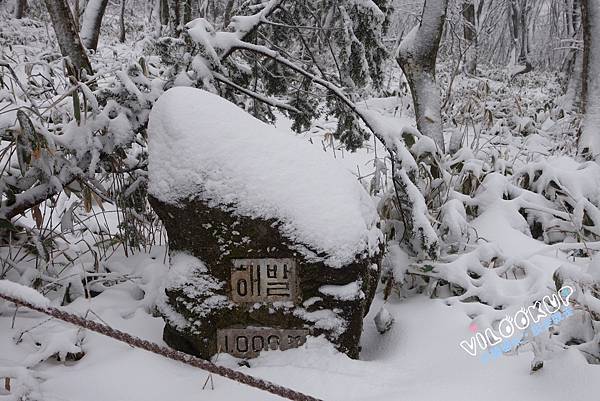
[0, 280, 50, 308]
[147, 87, 382, 267]
[319, 281, 364, 301]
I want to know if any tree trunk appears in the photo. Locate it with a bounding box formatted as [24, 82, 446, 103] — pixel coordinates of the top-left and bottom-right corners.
[167, 0, 192, 37]
[573, 0, 582, 32]
[80, 0, 109, 51]
[159, 0, 169, 25]
[223, 0, 235, 29]
[564, 50, 583, 112]
[518, 1, 533, 63]
[182, 0, 192, 24]
[509, 0, 520, 59]
[168, 0, 181, 36]
[396, 0, 448, 151]
[119, 0, 126, 43]
[73, 0, 80, 30]
[562, 0, 583, 112]
[578, 0, 600, 157]
[508, 0, 533, 77]
[44, 0, 93, 75]
[462, 0, 477, 74]
[519, 4, 528, 62]
[14, 0, 27, 19]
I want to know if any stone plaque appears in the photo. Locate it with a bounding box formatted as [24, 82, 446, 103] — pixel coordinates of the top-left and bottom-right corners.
[217, 327, 309, 358]
[230, 258, 299, 303]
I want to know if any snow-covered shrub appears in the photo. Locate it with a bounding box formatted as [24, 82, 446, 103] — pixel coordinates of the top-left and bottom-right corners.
[0, 32, 165, 305]
[553, 262, 600, 364]
[146, 0, 394, 151]
[377, 125, 442, 260]
[377, 68, 600, 367]
[516, 157, 600, 243]
[0, 365, 43, 401]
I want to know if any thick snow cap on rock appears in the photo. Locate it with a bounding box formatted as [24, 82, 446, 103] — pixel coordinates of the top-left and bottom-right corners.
[148, 87, 382, 268]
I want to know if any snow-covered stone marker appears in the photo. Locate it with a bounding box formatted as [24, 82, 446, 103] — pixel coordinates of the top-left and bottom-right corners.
[148, 87, 383, 359]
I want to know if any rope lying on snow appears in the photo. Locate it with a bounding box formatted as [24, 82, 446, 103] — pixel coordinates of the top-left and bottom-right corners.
[0, 292, 323, 401]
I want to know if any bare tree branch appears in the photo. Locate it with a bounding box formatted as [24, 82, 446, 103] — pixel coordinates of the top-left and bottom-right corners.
[213, 72, 300, 114]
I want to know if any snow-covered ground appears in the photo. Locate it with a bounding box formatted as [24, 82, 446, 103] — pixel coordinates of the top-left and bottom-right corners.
[2, 247, 598, 401]
[0, 86, 600, 401]
[2, 84, 600, 399]
[1, 11, 599, 397]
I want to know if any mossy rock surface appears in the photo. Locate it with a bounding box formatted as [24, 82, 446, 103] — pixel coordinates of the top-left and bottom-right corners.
[150, 195, 381, 359]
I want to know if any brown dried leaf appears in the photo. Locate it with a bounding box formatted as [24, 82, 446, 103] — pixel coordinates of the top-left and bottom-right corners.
[83, 187, 92, 213]
[32, 205, 43, 229]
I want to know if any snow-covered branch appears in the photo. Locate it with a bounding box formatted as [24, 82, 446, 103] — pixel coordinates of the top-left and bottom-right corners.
[219, 0, 288, 61]
[213, 72, 300, 114]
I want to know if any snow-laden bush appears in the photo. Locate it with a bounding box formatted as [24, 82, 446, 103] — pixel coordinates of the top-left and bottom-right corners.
[0, 22, 165, 306]
[1, 0, 599, 382]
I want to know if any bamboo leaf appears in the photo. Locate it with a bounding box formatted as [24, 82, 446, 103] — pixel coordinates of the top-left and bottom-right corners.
[16, 110, 34, 175]
[0, 218, 18, 232]
[32, 205, 43, 229]
[61, 203, 76, 234]
[72, 90, 81, 125]
[83, 186, 92, 212]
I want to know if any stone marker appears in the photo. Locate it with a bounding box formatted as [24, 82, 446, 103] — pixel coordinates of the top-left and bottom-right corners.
[148, 87, 383, 360]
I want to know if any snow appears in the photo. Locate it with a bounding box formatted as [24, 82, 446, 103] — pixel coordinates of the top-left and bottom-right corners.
[351, 0, 385, 17]
[156, 252, 231, 330]
[373, 306, 394, 333]
[519, 157, 600, 205]
[319, 281, 364, 301]
[0, 280, 50, 309]
[2, 262, 599, 401]
[3, 5, 600, 401]
[147, 87, 382, 268]
[80, 0, 107, 48]
[0, 104, 17, 133]
[185, 19, 222, 68]
[293, 308, 346, 336]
